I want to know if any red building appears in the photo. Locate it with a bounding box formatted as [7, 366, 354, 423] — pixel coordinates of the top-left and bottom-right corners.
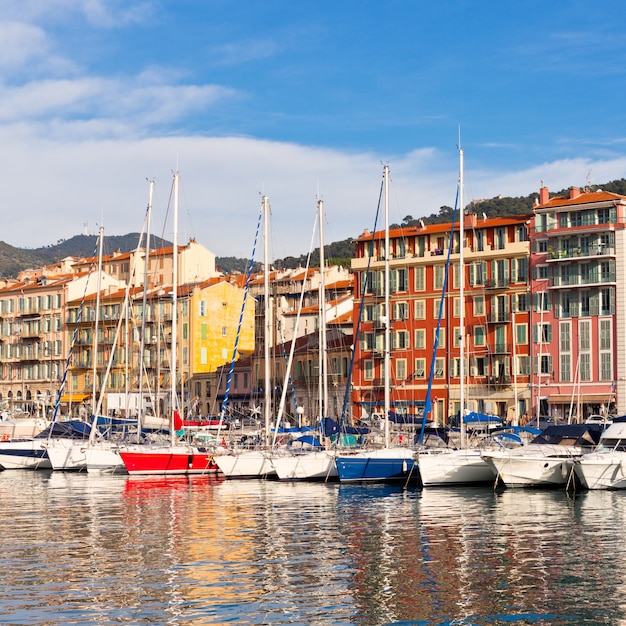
[351, 212, 533, 426]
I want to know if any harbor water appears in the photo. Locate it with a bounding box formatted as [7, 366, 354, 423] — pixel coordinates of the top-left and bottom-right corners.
[0, 471, 623, 625]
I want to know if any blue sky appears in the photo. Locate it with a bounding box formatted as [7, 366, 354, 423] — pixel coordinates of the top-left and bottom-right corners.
[1, 0, 626, 260]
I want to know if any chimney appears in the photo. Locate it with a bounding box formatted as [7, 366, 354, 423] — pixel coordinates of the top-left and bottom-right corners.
[539, 184, 549, 205]
[569, 186, 581, 199]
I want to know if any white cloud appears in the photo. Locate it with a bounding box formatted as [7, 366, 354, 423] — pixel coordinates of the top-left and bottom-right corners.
[0, 0, 154, 27]
[1, 130, 625, 262]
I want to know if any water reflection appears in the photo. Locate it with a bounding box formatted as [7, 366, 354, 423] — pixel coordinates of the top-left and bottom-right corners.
[0, 474, 624, 624]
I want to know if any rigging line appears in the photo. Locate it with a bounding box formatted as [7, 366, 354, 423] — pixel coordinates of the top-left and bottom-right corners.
[272, 207, 318, 447]
[277, 322, 299, 417]
[219, 202, 264, 422]
[339, 173, 384, 429]
[419, 185, 459, 444]
[89, 208, 151, 443]
[50, 235, 102, 425]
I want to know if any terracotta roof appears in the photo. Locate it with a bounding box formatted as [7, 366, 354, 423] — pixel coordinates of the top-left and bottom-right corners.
[538, 190, 626, 209]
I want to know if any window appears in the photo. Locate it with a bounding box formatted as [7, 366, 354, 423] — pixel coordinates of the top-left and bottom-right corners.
[534, 292, 551, 312]
[474, 326, 485, 347]
[414, 329, 426, 350]
[534, 323, 552, 343]
[414, 266, 425, 291]
[364, 359, 374, 380]
[392, 268, 408, 292]
[435, 328, 445, 349]
[453, 326, 462, 348]
[474, 296, 485, 317]
[393, 302, 408, 321]
[434, 265, 444, 290]
[537, 354, 552, 375]
[199, 300, 206, 316]
[495, 227, 506, 249]
[579, 320, 590, 351]
[395, 359, 407, 380]
[600, 319, 612, 381]
[433, 299, 446, 319]
[434, 358, 445, 378]
[515, 323, 527, 345]
[393, 331, 410, 350]
[560, 322, 571, 352]
[414, 300, 425, 319]
[580, 352, 591, 382]
[414, 358, 426, 379]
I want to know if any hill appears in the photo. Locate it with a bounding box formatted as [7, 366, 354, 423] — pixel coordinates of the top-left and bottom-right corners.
[3, 178, 626, 279]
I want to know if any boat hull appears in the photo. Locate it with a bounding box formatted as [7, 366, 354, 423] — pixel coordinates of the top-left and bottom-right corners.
[0, 440, 51, 470]
[335, 448, 417, 483]
[482, 444, 583, 488]
[573, 453, 626, 490]
[418, 449, 495, 486]
[213, 450, 277, 479]
[120, 446, 219, 475]
[85, 445, 126, 474]
[272, 450, 338, 481]
[46, 439, 89, 471]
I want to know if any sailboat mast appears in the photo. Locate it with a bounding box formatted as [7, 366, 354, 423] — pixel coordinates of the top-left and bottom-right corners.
[383, 165, 391, 446]
[318, 198, 328, 418]
[137, 179, 154, 439]
[262, 196, 271, 444]
[171, 171, 179, 444]
[459, 147, 466, 449]
[91, 226, 104, 419]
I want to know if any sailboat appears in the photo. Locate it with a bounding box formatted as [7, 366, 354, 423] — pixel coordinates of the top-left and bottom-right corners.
[334, 165, 418, 483]
[118, 171, 217, 475]
[211, 195, 278, 479]
[272, 198, 341, 481]
[416, 146, 497, 486]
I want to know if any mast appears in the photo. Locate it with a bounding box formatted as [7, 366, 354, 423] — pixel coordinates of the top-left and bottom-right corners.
[318, 198, 328, 419]
[262, 195, 271, 445]
[90, 226, 104, 420]
[459, 147, 466, 448]
[137, 179, 154, 440]
[170, 171, 179, 445]
[383, 165, 391, 447]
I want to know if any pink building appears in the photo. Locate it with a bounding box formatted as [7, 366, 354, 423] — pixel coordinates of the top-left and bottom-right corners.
[529, 184, 626, 420]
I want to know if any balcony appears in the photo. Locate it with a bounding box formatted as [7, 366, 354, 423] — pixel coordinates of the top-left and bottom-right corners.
[491, 343, 511, 354]
[487, 312, 510, 324]
[546, 245, 615, 262]
[484, 278, 510, 290]
[486, 375, 512, 388]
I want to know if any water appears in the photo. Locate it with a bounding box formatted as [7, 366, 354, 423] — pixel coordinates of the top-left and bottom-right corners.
[0, 471, 623, 626]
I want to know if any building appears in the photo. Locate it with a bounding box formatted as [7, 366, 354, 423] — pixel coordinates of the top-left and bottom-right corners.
[350, 213, 533, 426]
[529, 184, 625, 419]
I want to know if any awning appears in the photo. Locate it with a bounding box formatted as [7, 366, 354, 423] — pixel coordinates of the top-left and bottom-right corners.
[58, 393, 90, 404]
[548, 394, 613, 404]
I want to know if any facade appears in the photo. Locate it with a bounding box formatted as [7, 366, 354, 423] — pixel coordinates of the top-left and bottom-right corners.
[350, 213, 533, 426]
[211, 265, 355, 422]
[0, 239, 247, 419]
[529, 185, 625, 419]
[0, 269, 124, 416]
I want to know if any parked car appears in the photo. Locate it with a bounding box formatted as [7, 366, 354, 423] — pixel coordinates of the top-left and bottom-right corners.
[585, 414, 613, 425]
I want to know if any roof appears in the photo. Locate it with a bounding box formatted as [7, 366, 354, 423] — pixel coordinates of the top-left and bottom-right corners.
[537, 189, 626, 210]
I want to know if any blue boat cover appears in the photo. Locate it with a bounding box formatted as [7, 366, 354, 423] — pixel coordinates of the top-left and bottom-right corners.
[35, 420, 91, 439]
[322, 417, 371, 437]
[388, 411, 431, 425]
[464, 411, 502, 424]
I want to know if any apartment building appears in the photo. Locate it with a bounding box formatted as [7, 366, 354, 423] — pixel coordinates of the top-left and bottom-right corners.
[529, 184, 625, 419]
[351, 213, 533, 426]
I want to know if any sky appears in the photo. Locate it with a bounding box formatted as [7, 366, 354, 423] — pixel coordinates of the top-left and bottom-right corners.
[2, 0, 626, 261]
